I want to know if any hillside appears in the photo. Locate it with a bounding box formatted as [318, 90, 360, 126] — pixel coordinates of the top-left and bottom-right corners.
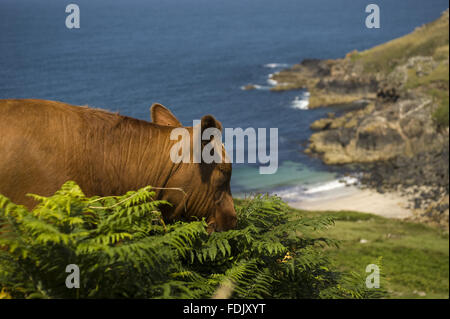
[273, 10, 449, 228]
[272, 9, 449, 124]
[1, 183, 447, 299]
[297, 208, 449, 299]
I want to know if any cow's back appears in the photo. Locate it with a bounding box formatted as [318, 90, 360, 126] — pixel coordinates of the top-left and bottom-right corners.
[0, 99, 130, 207]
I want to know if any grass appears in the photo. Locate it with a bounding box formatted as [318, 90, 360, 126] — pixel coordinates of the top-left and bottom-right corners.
[431, 89, 450, 128]
[272, 10, 449, 119]
[404, 60, 449, 128]
[405, 61, 449, 90]
[352, 9, 449, 127]
[351, 10, 449, 75]
[291, 209, 449, 299]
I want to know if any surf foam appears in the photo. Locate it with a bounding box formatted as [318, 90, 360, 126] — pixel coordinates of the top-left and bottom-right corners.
[303, 176, 358, 194]
[267, 73, 278, 86]
[291, 93, 310, 110]
[270, 176, 360, 202]
[240, 84, 271, 91]
[264, 63, 289, 69]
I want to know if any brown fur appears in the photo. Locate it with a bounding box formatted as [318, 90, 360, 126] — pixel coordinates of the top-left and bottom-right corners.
[0, 99, 237, 232]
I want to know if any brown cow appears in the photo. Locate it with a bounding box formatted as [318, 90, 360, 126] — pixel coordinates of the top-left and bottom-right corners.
[0, 99, 237, 232]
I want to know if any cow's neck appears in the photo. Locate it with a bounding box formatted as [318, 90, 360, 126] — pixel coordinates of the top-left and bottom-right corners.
[91, 118, 176, 196]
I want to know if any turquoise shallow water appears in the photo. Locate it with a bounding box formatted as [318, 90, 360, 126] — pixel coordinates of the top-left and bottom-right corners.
[1, 0, 448, 198]
[232, 161, 339, 196]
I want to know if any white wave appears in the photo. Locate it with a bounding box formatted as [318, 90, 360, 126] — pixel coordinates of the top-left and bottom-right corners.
[241, 66, 287, 90]
[267, 78, 277, 86]
[291, 96, 309, 110]
[240, 84, 271, 91]
[270, 176, 360, 202]
[304, 176, 358, 194]
[264, 63, 289, 69]
[272, 185, 307, 201]
[267, 73, 279, 86]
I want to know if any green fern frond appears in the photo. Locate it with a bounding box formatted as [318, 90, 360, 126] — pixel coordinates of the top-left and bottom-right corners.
[0, 182, 375, 299]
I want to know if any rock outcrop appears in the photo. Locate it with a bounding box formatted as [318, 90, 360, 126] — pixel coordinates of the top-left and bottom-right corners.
[271, 58, 378, 108]
[276, 10, 449, 228]
[305, 87, 446, 165]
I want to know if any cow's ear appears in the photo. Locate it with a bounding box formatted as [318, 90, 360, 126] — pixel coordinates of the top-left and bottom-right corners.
[201, 115, 222, 133]
[201, 115, 222, 144]
[150, 103, 182, 127]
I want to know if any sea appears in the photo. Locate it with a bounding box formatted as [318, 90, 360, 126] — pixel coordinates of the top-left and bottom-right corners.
[0, 0, 448, 201]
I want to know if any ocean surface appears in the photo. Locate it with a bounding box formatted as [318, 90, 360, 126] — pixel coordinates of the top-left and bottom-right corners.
[1, 0, 448, 200]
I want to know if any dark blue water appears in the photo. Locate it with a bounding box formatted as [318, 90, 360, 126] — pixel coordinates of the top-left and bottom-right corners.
[1, 0, 448, 196]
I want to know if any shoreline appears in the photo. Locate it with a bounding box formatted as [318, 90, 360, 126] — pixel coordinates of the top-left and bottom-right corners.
[289, 185, 413, 219]
[263, 10, 449, 227]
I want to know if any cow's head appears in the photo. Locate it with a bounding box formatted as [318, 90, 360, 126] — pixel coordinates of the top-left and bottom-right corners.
[150, 103, 237, 233]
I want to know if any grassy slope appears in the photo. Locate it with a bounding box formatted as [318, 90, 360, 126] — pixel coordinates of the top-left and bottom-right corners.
[305, 15, 449, 292]
[297, 209, 449, 299]
[262, 11, 450, 299]
[351, 9, 449, 127]
[351, 10, 449, 73]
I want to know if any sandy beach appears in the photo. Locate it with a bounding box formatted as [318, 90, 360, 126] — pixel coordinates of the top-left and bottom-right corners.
[290, 185, 413, 219]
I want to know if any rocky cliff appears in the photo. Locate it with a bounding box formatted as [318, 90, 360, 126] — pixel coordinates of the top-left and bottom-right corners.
[275, 10, 450, 227]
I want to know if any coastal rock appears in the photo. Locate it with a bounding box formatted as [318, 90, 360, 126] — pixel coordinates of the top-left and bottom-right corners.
[409, 195, 449, 230]
[271, 58, 378, 108]
[310, 118, 333, 131]
[288, 10, 449, 227]
[359, 143, 449, 229]
[306, 72, 446, 165]
[242, 84, 257, 90]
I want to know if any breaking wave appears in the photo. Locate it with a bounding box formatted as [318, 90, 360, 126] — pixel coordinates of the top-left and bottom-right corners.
[303, 176, 359, 194]
[271, 176, 360, 202]
[264, 63, 289, 69]
[240, 84, 271, 91]
[291, 92, 310, 110]
[267, 73, 278, 86]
